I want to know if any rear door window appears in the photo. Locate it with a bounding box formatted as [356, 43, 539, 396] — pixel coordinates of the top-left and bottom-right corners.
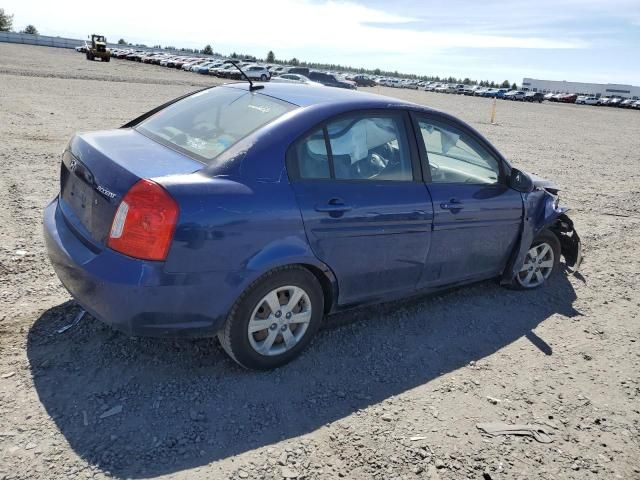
[295, 129, 331, 179]
[292, 113, 415, 182]
[328, 115, 413, 181]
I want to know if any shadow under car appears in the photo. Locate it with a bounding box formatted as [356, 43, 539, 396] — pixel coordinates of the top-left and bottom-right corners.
[27, 274, 580, 478]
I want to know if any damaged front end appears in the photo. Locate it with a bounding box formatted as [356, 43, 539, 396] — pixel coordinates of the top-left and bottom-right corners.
[501, 174, 582, 285]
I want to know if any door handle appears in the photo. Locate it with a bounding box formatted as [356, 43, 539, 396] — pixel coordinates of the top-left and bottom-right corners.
[440, 199, 464, 210]
[315, 198, 352, 213]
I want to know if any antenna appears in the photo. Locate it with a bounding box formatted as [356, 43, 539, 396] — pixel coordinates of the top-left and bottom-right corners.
[230, 61, 264, 91]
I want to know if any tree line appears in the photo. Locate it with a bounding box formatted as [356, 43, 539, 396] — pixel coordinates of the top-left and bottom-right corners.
[0, 8, 38, 34]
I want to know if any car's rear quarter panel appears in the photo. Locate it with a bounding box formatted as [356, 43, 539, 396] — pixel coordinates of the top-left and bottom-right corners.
[161, 174, 316, 278]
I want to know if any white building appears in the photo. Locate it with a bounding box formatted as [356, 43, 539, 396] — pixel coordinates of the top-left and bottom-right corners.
[521, 78, 640, 99]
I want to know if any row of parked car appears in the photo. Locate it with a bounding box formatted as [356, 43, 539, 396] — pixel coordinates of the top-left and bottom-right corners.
[544, 93, 640, 108]
[375, 78, 640, 108]
[99, 48, 359, 90]
[388, 82, 546, 102]
[361, 80, 541, 101]
[80, 48, 640, 109]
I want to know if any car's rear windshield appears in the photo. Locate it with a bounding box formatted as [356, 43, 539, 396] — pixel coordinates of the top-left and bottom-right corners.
[136, 86, 297, 163]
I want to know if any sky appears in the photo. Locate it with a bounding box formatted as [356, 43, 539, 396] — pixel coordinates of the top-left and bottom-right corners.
[3, 0, 640, 85]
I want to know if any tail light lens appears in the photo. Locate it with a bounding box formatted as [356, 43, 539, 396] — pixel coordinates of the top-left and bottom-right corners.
[108, 179, 179, 261]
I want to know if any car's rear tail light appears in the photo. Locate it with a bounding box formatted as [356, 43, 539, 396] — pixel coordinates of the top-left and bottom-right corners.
[108, 179, 178, 261]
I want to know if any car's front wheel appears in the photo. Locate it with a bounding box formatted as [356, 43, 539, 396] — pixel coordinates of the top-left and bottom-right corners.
[218, 267, 324, 369]
[515, 230, 560, 289]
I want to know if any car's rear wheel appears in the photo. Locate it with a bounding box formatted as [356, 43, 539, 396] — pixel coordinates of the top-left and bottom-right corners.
[260, 74, 267, 81]
[514, 230, 560, 289]
[218, 267, 324, 369]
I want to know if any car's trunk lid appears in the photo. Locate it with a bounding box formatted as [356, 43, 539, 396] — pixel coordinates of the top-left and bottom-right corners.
[59, 129, 203, 246]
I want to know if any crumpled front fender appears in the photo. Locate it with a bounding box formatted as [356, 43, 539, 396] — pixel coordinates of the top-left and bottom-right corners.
[501, 188, 582, 285]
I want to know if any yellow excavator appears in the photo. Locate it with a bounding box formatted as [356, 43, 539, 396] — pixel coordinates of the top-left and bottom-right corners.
[85, 34, 110, 62]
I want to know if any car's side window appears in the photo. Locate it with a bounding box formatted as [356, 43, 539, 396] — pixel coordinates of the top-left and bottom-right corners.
[292, 114, 414, 182]
[417, 118, 501, 184]
[295, 129, 331, 179]
[326, 115, 413, 181]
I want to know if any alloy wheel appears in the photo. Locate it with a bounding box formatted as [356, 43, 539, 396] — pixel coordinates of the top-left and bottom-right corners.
[247, 285, 312, 356]
[516, 242, 555, 288]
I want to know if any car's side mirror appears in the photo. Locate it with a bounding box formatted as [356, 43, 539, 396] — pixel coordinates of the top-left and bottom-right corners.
[509, 168, 534, 193]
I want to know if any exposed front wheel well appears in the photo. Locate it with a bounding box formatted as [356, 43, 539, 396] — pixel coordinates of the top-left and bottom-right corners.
[548, 214, 581, 269]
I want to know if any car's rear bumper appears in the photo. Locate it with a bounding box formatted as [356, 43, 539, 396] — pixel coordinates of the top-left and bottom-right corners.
[43, 198, 232, 338]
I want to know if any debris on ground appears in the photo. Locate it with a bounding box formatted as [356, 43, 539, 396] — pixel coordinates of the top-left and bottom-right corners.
[56, 309, 86, 334]
[476, 422, 553, 443]
[99, 405, 123, 419]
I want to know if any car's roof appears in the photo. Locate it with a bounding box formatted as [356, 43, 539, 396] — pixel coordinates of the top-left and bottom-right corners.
[223, 82, 419, 109]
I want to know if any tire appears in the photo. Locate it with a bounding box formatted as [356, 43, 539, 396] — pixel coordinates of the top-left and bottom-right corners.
[513, 229, 561, 289]
[105, 56, 110, 63]
[218, 266, 324, 370]
[260, 74, 267, 81]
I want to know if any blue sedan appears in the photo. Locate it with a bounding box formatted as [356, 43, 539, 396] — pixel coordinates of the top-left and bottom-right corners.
[44, 83, 581, 369]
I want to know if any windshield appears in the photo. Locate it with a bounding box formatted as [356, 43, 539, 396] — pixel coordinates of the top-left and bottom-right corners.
[136, 87, 296, 163]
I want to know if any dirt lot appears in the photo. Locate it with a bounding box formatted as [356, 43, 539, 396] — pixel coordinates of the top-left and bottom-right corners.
[0, 43, 639, 480]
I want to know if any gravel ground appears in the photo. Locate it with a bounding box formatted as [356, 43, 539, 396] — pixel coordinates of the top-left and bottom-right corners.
[0, 43, 639, 480]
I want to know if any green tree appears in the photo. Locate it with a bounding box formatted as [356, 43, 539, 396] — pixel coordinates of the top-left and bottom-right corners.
[0, 8, 13, 31]
[266, 50, 275, 63]
[289, 57, 300, 66]
[117, 38, 127, 45]
[463, 77, 471, 85]
[202, 44, 213, 55]
[21, 24, 38, 34]
[511, 82, 518, 90]
[500, 80, 510, 88]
